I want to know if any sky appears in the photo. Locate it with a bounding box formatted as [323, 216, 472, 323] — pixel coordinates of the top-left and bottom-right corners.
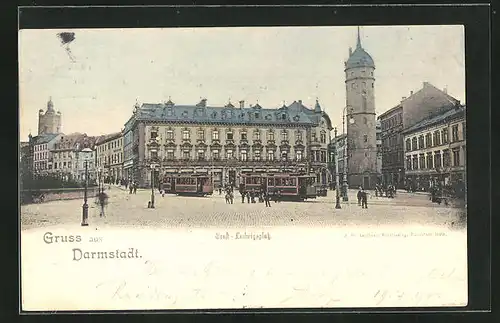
[18, 25, 465, 141]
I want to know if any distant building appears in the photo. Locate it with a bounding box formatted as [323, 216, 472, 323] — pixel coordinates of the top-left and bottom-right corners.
[51, 133, 98, 181]
[402, 105, 466, 191]
[95, 132, 124, 183]
[38, 97, 62, 135]
[123, 98, 333, 188]
[344, 27, 378, 189]
[32, 133, 64, 173]
[328, 133, 347, 186]
[376, 120, 382, 178]
[377, 82, 461, 188]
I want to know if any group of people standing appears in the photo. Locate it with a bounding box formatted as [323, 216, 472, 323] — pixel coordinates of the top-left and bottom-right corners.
[374, 184, 396, 198]
[356, 187, 369, 209]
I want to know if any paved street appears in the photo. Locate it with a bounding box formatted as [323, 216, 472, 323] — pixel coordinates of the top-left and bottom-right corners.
[20, 186, 464, 230]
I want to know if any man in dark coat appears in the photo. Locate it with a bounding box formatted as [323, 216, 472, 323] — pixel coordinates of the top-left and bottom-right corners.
[357, 186, 363, 206]
[264, 191, 271, 207]
[361, 189, 368, 209]
[98, 191, 108, 217]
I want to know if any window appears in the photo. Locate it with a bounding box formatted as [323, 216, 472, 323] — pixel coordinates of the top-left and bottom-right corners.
[166, 150, 174, 160]
[282, 130, 288, 141]
[296, 151, 302, 161]
[426, 152, 433, 169]
[406, 156, 412, 170]
[418, 135, 424, 149]
[198, 129, 205, 140]
[452, 125, 459, 142]
[419, 154, 425, 169]
[453, 148, 460, 166]
[267, 150, 274, 161]
[312, 133, 317, 142]
[240, 150, 247, 161]
[411, 137, 417, 150]
[405, 139, 411, 151]
[254, 150, 261, 161]
[151, 151, 158, 160]
[227, 132, 233, 140]
[433, 131, 441, 146]
[434, 151, 442, 168]
[268, 132, 274, 141]
[182, 130, 190, 140]
[254, 131, 260, 140]
[281, 151, 288, 161]
[212, 130, 219, 140]
[197, 150, 205, 160]
[255, 112, 260, 119]
[412, 155, 418, 170]
[150, 131, 157, 140]
[363, 135, 368, 143]
[462, 122, 466, 139]
[320, 133, 326, 143]
[241, 132, 247, 140]
[63, 162, 67, 167]
[441, 128, 448, 144]
[226, 150, 233, 159]
[183, 151, 190, 160]
[281, 114, 287, 120]
[296, 131, 302, 141]
[212, 150, 219, 160]
[425, 133, 432, 148]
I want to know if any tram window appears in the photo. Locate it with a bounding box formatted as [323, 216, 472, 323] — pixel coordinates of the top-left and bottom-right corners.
[290, 178, 296, 186]
[268, 178, 274, 186]
[276, 178, 282, 186]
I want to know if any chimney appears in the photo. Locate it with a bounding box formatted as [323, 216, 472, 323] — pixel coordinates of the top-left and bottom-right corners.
[423, 81, 430, 88]
[443, 87, 448, 94]
[298, 100, 302, 105]
[401, 96, 407, 101]
[239, 100, 244, 109]
[410, 91, 413, 96]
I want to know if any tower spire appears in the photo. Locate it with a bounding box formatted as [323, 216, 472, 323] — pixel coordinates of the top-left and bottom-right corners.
[356, 26, 362, 49]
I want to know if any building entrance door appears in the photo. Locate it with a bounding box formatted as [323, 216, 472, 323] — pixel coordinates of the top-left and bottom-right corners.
[363, 176, 370, 190]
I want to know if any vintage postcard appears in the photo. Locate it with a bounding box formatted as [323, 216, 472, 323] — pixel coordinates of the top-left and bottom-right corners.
[19, 25, 467, 311]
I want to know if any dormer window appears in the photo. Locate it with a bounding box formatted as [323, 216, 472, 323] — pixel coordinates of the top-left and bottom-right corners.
[282, 130, 288, 141]
[241, 132, 247, 140]
[255, 112, 260, 119]
[182, 130, 190, 140]
[166, 130, 174, 139]
[226, 132, 233, 140]
[281, 114, 287, 120]
[166, 108, 173, 116]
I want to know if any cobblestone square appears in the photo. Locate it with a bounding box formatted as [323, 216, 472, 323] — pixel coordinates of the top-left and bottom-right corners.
[21, 186, 464, 230]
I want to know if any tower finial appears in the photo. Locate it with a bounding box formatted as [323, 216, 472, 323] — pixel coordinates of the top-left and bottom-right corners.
[356, 26, 362, 49]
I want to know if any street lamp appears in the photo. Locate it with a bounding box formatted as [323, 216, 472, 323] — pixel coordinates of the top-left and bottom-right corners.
[342, 106, 355, 201]
[333, 128, 341, 209]
[148, 136, 160, 209]
[81, 147, 93, 226]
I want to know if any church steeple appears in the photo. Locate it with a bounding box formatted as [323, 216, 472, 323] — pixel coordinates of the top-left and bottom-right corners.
[47, 96, 54, 112]
[356, 26, 362, 49]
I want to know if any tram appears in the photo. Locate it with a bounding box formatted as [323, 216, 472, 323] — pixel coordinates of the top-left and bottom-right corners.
[265, 173, 317, 201]
[161, 174, 213, 196]
[239, 174, 266, 193]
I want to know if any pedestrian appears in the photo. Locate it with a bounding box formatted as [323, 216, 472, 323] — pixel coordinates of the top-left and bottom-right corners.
[133, 182, 137, 194]
[241, 191, 246, 203]
[129, 184, 133, 194]
[264, 191, 271, 207]
[361, 189, 368, 209]
[229, 191, 234, 204]
[246, 191, 251, 203]
[357, 186, 363, 206]
[250, 191, 256, 203]
[219, 187, 222, 195]
[98, 191, 108, 217]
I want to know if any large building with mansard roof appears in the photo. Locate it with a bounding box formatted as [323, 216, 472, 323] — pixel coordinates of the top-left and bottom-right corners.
[122, 98, 333, 188]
